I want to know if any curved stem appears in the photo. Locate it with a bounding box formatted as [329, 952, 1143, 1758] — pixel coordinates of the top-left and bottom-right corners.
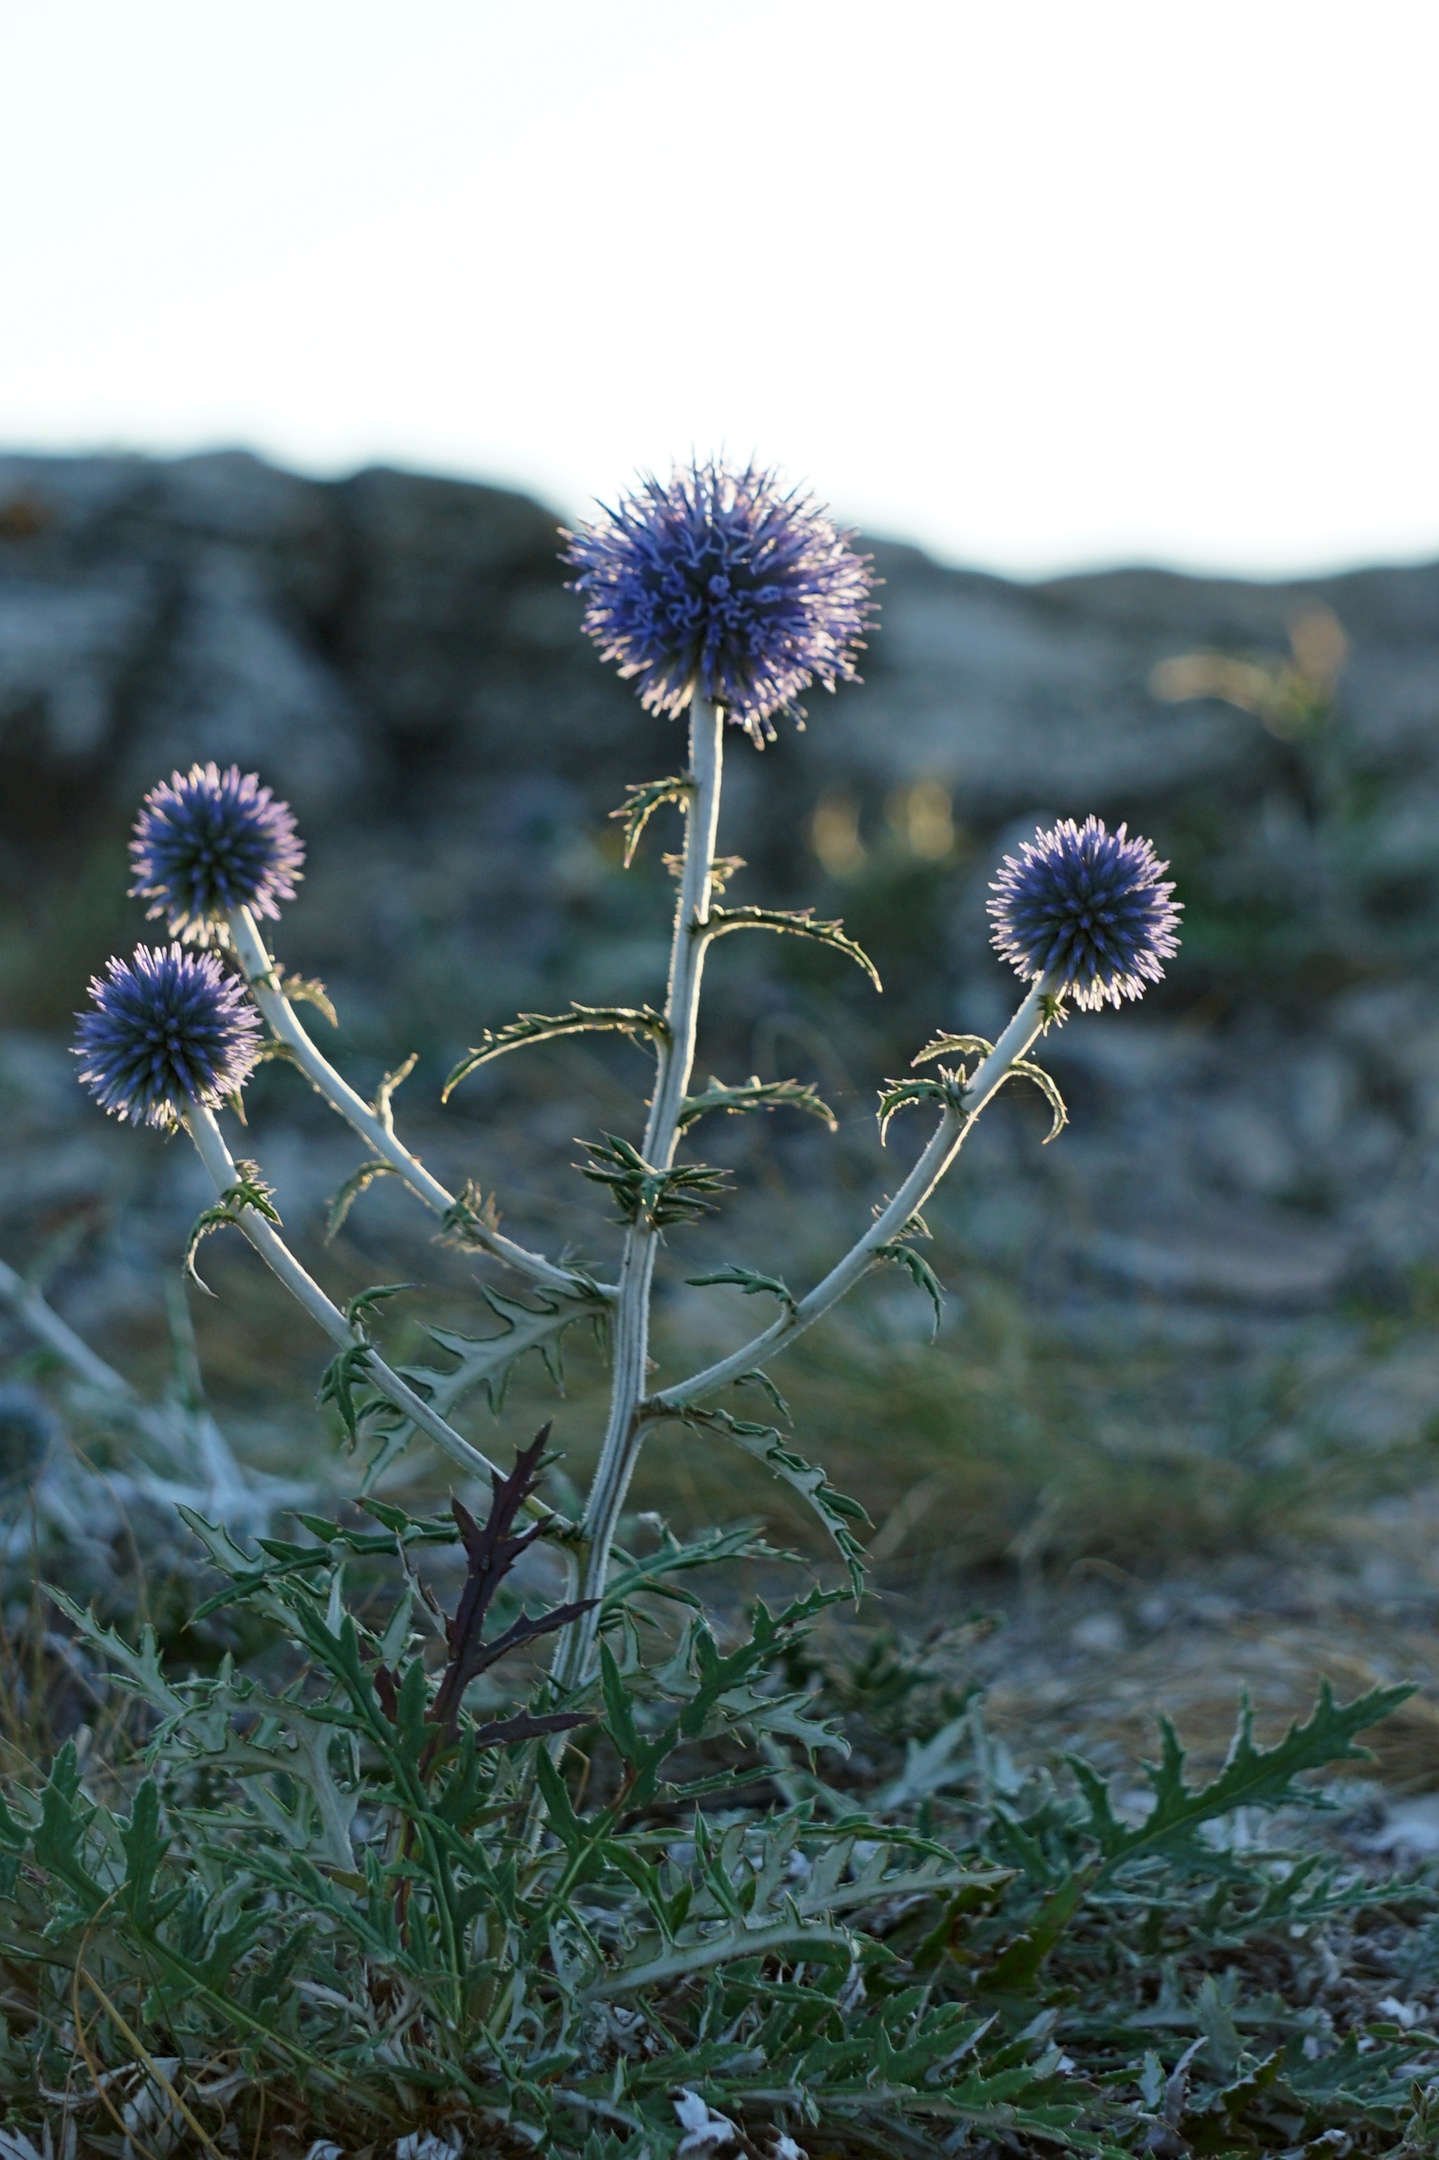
[553, 697, 726, 1689]
[653, 976, 1056, 1413]
[226, 905, 612, 1305]
[183, 1099, 567, 1526]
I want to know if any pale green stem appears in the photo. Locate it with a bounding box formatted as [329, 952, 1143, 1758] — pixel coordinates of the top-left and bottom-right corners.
[651, 975, 1057, 1413]
[225, 905, 612, 1306]
[552, 696, 726, 1690]
[183, 1098, 566, 1525]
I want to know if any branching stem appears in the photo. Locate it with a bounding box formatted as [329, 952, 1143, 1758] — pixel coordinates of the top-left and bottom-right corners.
[183, 1099, 567, 1526]
[651, 975, 1056, 1413]
[226, 905, 611, 1305]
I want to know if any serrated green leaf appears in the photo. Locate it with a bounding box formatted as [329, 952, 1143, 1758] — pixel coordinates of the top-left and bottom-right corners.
[656, 1403, 869, 1594]
[182, 1160, 281, 1293]
[686, 1264, 798, 1317]
[325, 1157, 400, 1240]
[443, 1005, 670, 1098]
[373, 1049, 417, 1133]
[731, 1367, 791, 1421]
[874, 1241, 946, 1335]
[1009, 1056, 1069, 1141]
[279, 971, 338, 1028]
[402, 1280, 605, 1417]
[913, 1032, 996, 1066]
[45, 1593, 187, 1716]
[912, 1033, 1068, 1141]
[876, 1072, 968, 1141]
[579, 1134, 731, 1229]
[678, 1074, 837, 1132]
[119, 1779, 168, 1930]
[611, 772, 694, 865]
[701, 904, 882, 992]
[317, 1342, 377, 1445]
[344, 1281, 416, 1337]
[1085, 1680, 1414, 1882]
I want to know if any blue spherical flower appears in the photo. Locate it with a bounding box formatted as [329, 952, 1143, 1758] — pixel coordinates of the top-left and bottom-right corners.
[563, 458, 875, 741]
[74, 944, 264, 1129]
[130, 763, 304, 942]
[988, 816, 1182, 1011]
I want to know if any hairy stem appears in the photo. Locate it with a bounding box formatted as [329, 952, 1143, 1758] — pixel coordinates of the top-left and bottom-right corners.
[183, 1099, 566, 1524]
[554, 697, 726, 1688]
[226, 905, 612, 1305]
[652, 975, 1056, 1412]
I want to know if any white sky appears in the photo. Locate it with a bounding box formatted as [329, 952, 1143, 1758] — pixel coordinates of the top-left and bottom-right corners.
[1, 0, 1435, 578]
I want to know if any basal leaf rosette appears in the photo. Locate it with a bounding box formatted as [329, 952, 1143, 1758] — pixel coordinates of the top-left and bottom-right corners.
[564, 456, 875, 743]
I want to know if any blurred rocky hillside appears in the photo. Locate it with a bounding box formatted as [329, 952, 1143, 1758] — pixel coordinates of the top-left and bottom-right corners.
[4, 447, 1439, 1536]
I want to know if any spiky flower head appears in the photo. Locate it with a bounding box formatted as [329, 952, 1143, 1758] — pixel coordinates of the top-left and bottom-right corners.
[74, 944, 264, 1129]
[988, 816, 1181, 1011]
[130, 763, 303, 943]
[563, 457, 875, 743]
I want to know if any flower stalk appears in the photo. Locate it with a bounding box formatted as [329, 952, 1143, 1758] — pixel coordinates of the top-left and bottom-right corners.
[182, 1097, 563, 1521]
[553, 695, 725, 1688]
[653, 975, 1055, 1414]
[225, 904, 612, 1305]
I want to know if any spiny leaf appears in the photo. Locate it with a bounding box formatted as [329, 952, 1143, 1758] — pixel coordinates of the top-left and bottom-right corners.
[45, 1593, 186, 1716]
[373, 1050, 417, 1134]
[278, 971, 338, 1028]
[686, 1263, 798, 1317]
[611, 772, 693, 866]
[443, 1004, 669, 1099]
[1082, 1679, 1415, 1880]
[910, 1035, 1068, 1142]
[344, 1282, 416, 1337]
[182, 1161, 281, 1294]
[402, 1280, 605, 1417]
[732, 1366, 791, 1421]
[439, 1177, 502, 1243]
[877, 1071, 968, 1141]
[913, 1032, 996, 1066]
[578, 1134, 731, 1230]
[657, 1403, 869, 1594]
[317, 1342, 381, 1447]
[1009, 1056, 1069, 1142]
[119, 1780, 168, 1930]
[701, 905, 882, 992]
[602, 1522, 788, 1612]
[665, 849, 746, 893]
[874, 1240, 946, 1336]
[325, 1158, 400, 1240]
[678, 1074, 837, 1132]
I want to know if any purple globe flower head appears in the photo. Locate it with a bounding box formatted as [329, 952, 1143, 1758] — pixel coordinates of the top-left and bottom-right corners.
[74, 944, 264, 1130]
[988, 816, 1182, 1011]
[563, 457, 876, 744]
[130, 762, 304, 943]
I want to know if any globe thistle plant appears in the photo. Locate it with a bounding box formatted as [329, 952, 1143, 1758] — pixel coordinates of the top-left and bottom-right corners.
[35, 457, 1228, 2160]
[564, 456, 874, 742]
[130, 761, 304, 943]
[988, 815, 1182, 1011]
[72, 453, 1182, 1699]
[73, 943, 264, 1129]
